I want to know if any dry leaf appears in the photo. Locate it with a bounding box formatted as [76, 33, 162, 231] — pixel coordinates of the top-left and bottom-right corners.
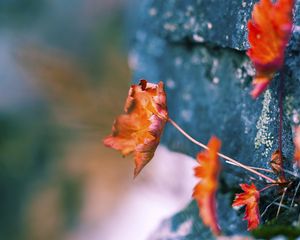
[232, 183, 260, 231]
[247, 0, 294, 98]
[193, 136, 221, 235]
[104, 80, 168, 177]
[270, 149, 286, 182]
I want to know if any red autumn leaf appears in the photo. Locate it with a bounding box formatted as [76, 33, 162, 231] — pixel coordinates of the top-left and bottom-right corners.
[247, 0, 294, 98]
[103, 80, 168, 177]
[294, 126, 300, 166]
[232, 183, 260, 231]
[192, 136, 221, 235]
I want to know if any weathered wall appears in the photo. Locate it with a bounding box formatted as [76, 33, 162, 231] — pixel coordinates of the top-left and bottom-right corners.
[128, 0, 300, 238]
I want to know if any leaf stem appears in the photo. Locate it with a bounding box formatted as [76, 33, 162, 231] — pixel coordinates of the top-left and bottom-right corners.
[225, 161, 273, 173]
[278, 72, 284, 156]
[168, 117, 276, 183]
[227, 160, 299, 178]
[259, 184, 277, 193]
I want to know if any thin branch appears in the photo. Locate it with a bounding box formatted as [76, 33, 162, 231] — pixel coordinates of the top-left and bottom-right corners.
[291, 180, 300, 207]
[278, 71, 284, 158]
[278, 71, 286, 181]
[280, 168, 300, 178]
[276, 183, 291, 218]
[260, 184, 277, 193]
[168, 118, 208, 150]
[225, 161, 273, 173]
[249, 176, 257, 181]
[273, 202, 291, 210]
[261, 196, 282, 217]
[168, 118, 276, 183]
[226, 160, 300, 178]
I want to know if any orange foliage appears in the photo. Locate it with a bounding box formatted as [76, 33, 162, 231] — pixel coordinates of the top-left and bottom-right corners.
[232, 183, 260, 231]
[294, 126, 300, 166]
[247, 0, 294, 98]
[193, 136, 221, 235]
[270, 149, 286, 182]
[104, 80, 168, 177]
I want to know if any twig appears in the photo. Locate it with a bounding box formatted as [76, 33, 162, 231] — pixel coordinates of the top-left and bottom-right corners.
[261, 196, 282, 217]
[225, 160, 273, 173]
[168, 118, 276, 183]
[276, 183, 291, 218]
[278, 72, 284, 160]
[260, 184, 277, 193]
[227, 160, 299, 178]
[291, 180, 300, 207]
[278, 71, 286, 181]
[279, 168, 300, 178]
[273, 202, 291, 210]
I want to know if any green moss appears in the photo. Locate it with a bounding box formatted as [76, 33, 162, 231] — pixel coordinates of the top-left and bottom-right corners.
[252, 224, 300, 240]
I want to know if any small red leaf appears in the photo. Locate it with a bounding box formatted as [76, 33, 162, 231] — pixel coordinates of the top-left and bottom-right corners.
[193, 136, 221, 235]
[247, 0, 294, 98]
[103, 80, 168, 177]
[232, 183, 260, 231]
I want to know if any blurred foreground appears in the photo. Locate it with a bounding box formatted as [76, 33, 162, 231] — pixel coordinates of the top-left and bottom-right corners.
[0, 1, 196, 240]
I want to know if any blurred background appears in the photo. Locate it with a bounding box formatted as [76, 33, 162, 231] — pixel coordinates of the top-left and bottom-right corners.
[0, 1, 196, 239]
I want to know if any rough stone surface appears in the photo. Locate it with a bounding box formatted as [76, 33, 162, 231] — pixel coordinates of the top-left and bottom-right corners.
[131, 0, 258, 50]
[129, 0, 300, 238]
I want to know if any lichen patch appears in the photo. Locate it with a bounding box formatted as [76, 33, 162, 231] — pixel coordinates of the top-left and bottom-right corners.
[254, 90, 274, 157]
